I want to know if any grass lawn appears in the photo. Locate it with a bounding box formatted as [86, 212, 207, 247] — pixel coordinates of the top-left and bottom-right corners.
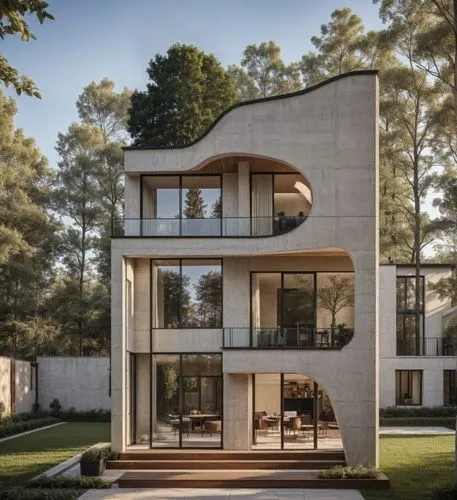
[0, 422, 110, 489]
[363, 435, 454, 500]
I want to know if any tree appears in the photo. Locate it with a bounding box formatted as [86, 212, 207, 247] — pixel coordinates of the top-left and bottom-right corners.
[128, 44, 237, 146]
[211, 197, 222, 218]
[301, 8, 393, 86]
[228, 41, 302, 100]
[194, 271, 222, 327]
[317, 275, 354, 330]
[183, 188, 206, 219]
[54, 124, 104, 355]
[0, 90, 59, 358]
[76, 78, 131, 143]
[0, 0, 54, 97]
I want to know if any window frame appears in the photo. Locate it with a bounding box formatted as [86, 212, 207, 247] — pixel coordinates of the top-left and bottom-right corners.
[396, 276, 425, 355]
[444, 370, 457, 407]
[150, 258, 223, 330]
[395, 370, 423, 406]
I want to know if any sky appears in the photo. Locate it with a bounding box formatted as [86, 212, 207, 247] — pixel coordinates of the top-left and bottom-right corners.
[2, 0, 384, 169]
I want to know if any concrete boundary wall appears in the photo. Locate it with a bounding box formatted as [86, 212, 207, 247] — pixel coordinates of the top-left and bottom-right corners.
[37, 357, 111, 411]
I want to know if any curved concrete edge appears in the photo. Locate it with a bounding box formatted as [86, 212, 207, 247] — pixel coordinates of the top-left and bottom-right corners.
[0, 421, 66, 444]
[32, 441, 111, 481]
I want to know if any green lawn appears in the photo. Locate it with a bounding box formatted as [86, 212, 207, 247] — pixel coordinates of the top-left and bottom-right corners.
[363, 435, 454, 500]
[0, 422, 110, 488]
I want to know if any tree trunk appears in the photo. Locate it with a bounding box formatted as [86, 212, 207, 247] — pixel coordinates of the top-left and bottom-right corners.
[454, 0, 457, 129]
[413, 149, 421, 356]
[79, 224, 86, 357]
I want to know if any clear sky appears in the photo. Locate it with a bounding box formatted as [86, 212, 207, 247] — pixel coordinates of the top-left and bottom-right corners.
[2, 0, 383, 169]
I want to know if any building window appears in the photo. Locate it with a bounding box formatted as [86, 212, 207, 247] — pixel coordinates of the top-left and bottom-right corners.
[444, 370, 457, 406]
[141, 175, 222, 236]
[396, 276, 424, 355]
[395, 370, 422, 405]
[151, 259, 222, 328]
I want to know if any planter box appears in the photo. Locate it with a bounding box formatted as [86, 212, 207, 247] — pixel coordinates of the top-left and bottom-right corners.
[80, 459, 105, 477]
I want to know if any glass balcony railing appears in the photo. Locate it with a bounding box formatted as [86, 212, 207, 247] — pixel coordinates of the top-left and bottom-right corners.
[111, 216, 307, 237]
[397, 338, 457, 356]
[223, 327, 354, 349]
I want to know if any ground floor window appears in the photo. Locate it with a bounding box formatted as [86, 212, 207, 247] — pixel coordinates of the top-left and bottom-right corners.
[253, 373, 342, 450]
[395, 370, 422, 406]
[130, 353, 222, 449]
[444, 370, 457, 406]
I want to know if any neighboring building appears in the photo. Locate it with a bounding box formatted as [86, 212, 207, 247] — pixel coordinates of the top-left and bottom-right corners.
[0, 357, 36, 415]
[111, 70, 379, 466]
[380, 263, 457, 409]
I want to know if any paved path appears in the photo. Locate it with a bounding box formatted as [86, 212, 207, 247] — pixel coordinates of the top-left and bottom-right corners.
[0, 421, 66, 444]
[79, 488, 365, 500]
[380, 426, 454, 435]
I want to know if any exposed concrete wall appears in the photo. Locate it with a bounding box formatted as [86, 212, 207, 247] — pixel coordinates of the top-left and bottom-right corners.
[379, 265, 455, 408]
[114, 72, 379, 464]
[37, 357, 110, 411]
[15, 360, 35, 414]
[223, 373, 252, 450]
[0, 357, 11, 414]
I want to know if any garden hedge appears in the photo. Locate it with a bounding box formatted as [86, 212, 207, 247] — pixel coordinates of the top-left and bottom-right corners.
[0, 417, 60, 438]
[29, 476, 110, 489]
[3, 489, 79, 500]
[380, 417, 455, 428]
[380, 406, 457, 418]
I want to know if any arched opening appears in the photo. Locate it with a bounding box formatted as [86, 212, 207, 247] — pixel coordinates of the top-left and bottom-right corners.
[253, 373, 342, 451]
[135, 154, 312, 237]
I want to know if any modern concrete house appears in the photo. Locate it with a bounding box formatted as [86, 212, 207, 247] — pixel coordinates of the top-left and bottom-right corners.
[111, 70, 379, 468]
[380, 263, 457, 409]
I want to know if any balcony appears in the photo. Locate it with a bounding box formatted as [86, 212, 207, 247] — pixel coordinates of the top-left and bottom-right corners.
[223, 327, 354, 349]
[111, 216, 307, 238]
[396, 338, 457, 356]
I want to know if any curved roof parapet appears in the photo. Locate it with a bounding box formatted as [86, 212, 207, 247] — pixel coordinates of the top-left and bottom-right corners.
[124, 69, 379, 151]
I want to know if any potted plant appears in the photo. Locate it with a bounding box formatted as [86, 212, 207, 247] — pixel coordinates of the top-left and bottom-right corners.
[80, 447, 107, 476]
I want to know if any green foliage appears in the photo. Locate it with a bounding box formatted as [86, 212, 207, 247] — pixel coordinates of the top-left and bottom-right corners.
[183, 188, 206, 218]
[380, 406, 457, 418]
[319, 465, 382, 479]
[228, 41, 302, 99]
[49, 399, 61, 415]
[3, 489, 79, 500]
[0, 1, 54, 97]
[0, 400, 5, 419]
[0, 417, 59, 438]
[60, 408, 110, 422]
[81, 444, 116, 463]
[128, 43, 237, 146]
[380, 417, 455, 428]
[29, 476, 110, 489]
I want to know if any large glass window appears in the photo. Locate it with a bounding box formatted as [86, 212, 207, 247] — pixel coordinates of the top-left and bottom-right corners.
[251, 272, 354, 348]
[395, 370, 422, 406]
[150, 353, 222, 448]
[151, 259, 222, 329]
[444, 370, 457, 406]
[396, 276, 424, 355]
[141, 175, 221, 236]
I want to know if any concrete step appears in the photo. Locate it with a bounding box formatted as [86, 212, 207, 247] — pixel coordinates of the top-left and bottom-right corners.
[117, 469, 390, 489]
[119, 450, 345, 461]
[108, 459, 346, 470]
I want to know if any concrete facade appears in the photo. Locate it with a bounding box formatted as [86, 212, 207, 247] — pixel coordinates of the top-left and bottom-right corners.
[0, 357, 35, 415]
[379, 264, 457, 408]
[37, 357, 110, 411]
[112, 71, 380, 466]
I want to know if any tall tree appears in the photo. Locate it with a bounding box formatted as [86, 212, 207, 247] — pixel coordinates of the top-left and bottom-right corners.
[128, 44, 237, 146]
[301, 8, 393, 86]
[228, 41, 302, 99]
[0, 90, 59, 358]
[183, 188, 206, 219]
[194, 271, 222, 327]
[0, 0, 54, 97]
[54, 124, 104, 355]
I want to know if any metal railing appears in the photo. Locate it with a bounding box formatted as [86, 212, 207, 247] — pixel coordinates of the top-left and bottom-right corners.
[397, 338, 457, 356]
[111, 216, 307, 237]
[223, 327, 354, 349]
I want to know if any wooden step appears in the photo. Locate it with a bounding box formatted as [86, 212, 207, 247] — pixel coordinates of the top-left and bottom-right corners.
[117, 470, 390, 489]
[119, 450, 345, 461]
[107, 459, 345, 470]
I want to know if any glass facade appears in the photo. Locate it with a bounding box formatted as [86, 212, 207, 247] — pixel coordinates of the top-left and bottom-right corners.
[396, 276, 424, 355]
[151, 259, 222, 329]
[444, 370, 457, 406]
